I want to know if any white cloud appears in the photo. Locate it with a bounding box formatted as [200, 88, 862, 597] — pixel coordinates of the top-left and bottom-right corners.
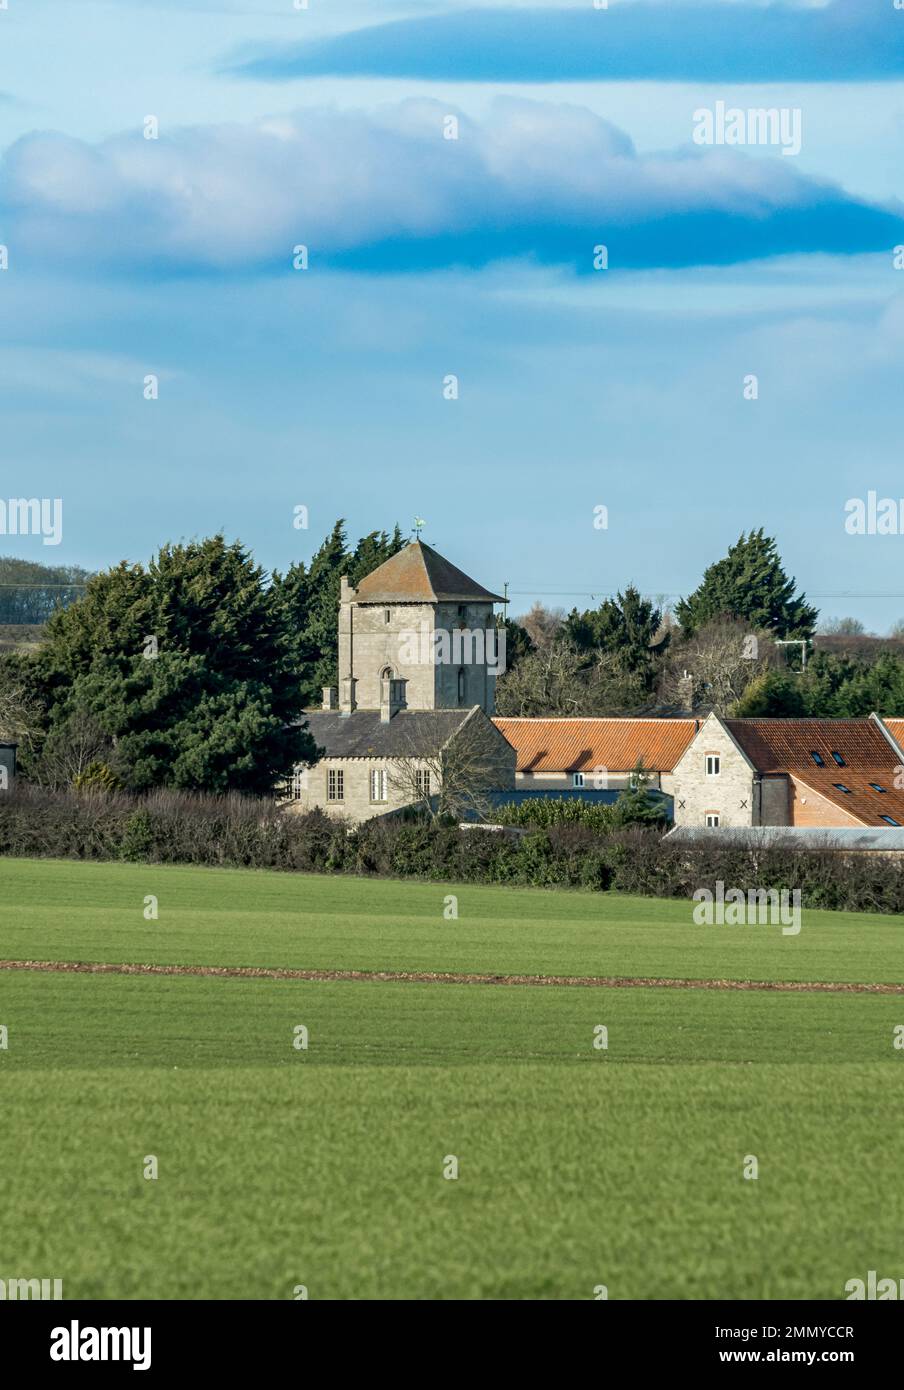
[2, 97, 897, 273]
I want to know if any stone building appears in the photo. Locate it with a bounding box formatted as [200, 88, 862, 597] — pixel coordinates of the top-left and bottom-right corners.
[493, 716, 699, 796]
[287, 542, 516, 822]
[671, 712, 904, 829]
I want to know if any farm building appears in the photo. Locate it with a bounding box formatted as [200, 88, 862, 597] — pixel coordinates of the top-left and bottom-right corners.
[492, 716, 698, 794]
[670, 713, 904, 830]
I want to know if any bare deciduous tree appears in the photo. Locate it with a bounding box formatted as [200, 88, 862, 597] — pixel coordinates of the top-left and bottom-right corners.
[656, 617, 779, 714]
[0, 662, 43, 750]
[516, 602, 565, 653]
[33, 709, 114, 790]
[495, 640, 648, 716]
[389, 713, 506, 822]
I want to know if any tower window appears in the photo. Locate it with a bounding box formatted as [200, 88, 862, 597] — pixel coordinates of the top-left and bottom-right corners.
[384, 609, 391, 624]
[457, 668, 466, 702]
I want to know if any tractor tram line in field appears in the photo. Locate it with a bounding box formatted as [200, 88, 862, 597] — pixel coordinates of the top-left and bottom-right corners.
[2, 957, 903, 995]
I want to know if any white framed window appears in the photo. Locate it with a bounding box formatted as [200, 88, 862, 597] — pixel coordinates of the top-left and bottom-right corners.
[370, 768, 388, 802]
[705, 812, 720, 827]
[705, 754, 721, 777]
[290, 767, 308, 800]
[415, 769, 431, 798]
[327, 768, 344, 802]
[573, 772, 585, 788]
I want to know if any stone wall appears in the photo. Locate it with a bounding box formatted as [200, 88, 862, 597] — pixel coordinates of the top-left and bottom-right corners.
[671, 715, 755, 828]
[286, 710, 515, 824]
[286, 756, 435, 822]
[337, 581, 497, 715]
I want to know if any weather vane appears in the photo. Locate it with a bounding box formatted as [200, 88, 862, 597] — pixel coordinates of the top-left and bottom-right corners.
[413, 516, 426, 540]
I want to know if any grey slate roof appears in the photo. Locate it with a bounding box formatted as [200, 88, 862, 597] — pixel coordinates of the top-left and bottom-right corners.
[664, 826, 904, 851]
[302, 708, 474, 759]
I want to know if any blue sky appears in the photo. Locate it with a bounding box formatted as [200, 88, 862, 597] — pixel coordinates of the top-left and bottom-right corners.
[1, 0, 903, 629]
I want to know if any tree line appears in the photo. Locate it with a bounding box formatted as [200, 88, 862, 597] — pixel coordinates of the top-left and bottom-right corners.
[0, 523, 404, 795]
[495, 529, 904, 721]
[1, 524, 901, 797]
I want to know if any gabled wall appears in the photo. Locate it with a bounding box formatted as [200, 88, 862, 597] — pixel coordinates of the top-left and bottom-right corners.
[670, 713, 756, 828]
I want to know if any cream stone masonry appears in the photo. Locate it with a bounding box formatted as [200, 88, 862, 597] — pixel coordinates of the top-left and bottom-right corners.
[671, 713, 758, 828]
[337, 584, 498, 716]
[287, 542, 514, 823]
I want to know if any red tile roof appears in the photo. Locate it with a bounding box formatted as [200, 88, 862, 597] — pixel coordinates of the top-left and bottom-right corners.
[725, 718, 904, 827]
[353, 542, 504, 604]
[492, 717, 699, 773]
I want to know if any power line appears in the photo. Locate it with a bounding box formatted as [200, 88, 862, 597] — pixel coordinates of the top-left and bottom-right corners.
[508, 590, 904, 601]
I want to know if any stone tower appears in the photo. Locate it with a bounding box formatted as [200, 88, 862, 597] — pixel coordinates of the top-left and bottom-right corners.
[324, 541, 505, 720]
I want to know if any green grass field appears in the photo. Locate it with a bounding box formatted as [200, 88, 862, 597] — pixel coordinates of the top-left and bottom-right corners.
[2, 858, 903, 1299]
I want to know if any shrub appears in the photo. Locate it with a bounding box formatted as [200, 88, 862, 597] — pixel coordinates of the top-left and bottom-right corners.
[0, 784, 902, 915]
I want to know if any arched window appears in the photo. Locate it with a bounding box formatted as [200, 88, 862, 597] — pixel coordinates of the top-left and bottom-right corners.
[382, 667, 405, 707]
